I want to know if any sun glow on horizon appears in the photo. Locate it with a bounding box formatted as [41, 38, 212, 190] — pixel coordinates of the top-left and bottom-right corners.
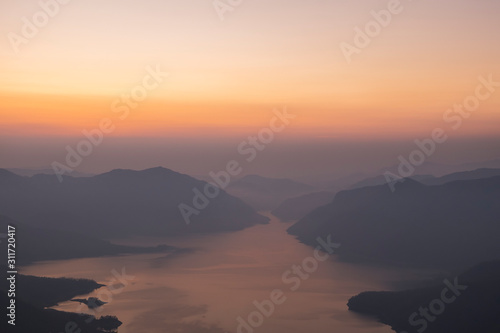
[1, 0, 499, 142]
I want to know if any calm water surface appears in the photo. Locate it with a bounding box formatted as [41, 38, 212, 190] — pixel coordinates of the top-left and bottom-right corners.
[22, 214, 431, 333]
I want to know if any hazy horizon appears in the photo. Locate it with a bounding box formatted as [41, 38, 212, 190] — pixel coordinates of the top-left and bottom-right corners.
[1, 1, 500, 179]
[2, 136, 499, 181]
[1, 1, 500, 333]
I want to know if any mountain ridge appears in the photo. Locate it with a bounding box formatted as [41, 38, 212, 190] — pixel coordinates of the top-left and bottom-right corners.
[288, 175, 500, 269]
[0, 167, 268, 238]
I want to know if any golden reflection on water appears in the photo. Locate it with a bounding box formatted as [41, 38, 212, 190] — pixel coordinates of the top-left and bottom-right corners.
[22, 214, 430, 333]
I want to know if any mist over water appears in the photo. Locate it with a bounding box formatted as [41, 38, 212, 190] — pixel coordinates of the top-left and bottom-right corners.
[21, 214, 435, 333]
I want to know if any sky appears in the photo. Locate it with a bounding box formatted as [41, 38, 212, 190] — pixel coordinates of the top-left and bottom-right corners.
[0, 0, 499, 178]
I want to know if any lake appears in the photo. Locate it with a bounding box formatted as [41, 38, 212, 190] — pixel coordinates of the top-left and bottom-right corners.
[21, 213, 430, 333]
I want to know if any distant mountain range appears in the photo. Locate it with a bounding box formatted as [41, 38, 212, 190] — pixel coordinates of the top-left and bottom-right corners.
[7, 167, 94, 178]
[0, 167, 268, 238]
[424, 168, 500, 185]
[348, 260, 500, 333]
[349, 168, 500, 189]
[379, 159, 500, 178]
[226, 174, 315, 210]
[299, 159, 500, 189]
[277, 168, 500, 222]
[271, 191, 335, 221]
[288, 174, 500, 270]
[349, 174, 434, 190]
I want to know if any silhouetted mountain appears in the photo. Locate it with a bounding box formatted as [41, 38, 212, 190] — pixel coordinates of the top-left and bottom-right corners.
[0, 272, 121, 333]
[0, 215, 172, 264]
[271, 191, 335, 221]
[288, 176, 500, 269]
[0, 270, 103, 308]
[349, 174, 435, 190]
[313, 160, 500, 193]
[457, 159, 500, 173]
[381, 161, 463, 177]
[302, 172, 368, 191]
[226, 174, 315, 210]
[423, 168, 500, 185]
[378, 159, 500, 179]
[1, 291, 121, 333]
[7, 167, 93, 177]
[0, 168, 19, 182]
[348, 260, 500, 333]
[352, 168, 500, 189]
[0, 167, 268, 237]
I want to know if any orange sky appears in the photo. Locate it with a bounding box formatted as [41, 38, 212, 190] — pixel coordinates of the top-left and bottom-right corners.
[1, 0, 499, 141]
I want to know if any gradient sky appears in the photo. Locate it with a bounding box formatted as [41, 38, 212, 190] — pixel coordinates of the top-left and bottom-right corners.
[0, 0, 499, 176]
